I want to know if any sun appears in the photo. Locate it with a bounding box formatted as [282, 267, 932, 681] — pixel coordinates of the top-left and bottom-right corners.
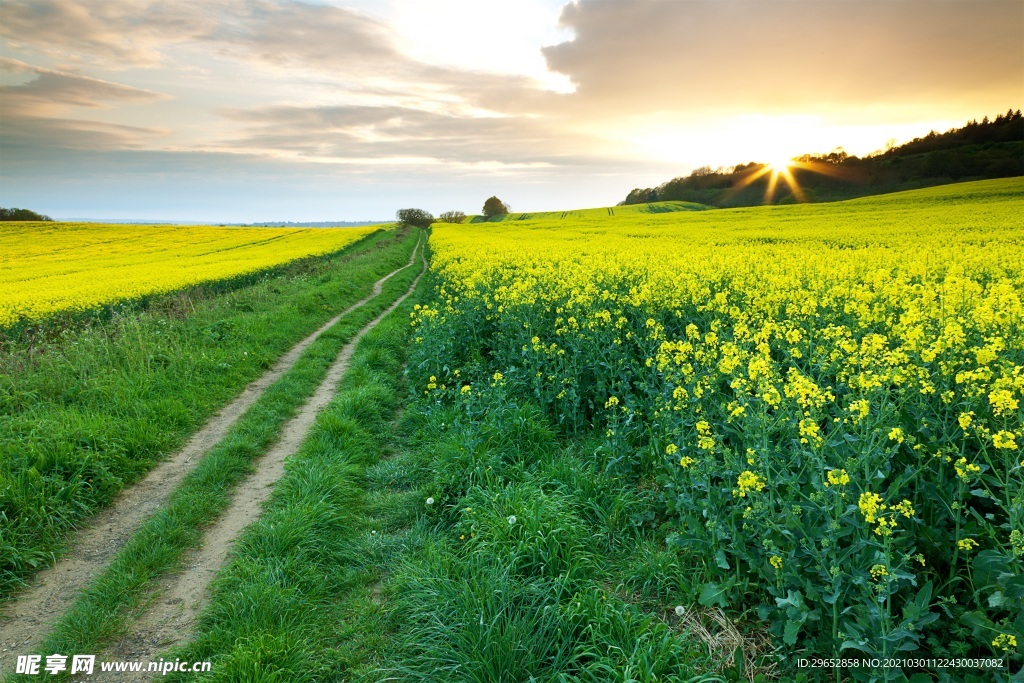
[767, 156, 794, 172]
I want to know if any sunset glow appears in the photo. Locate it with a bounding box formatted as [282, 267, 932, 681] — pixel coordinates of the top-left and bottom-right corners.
[1, 0, 1020, 220]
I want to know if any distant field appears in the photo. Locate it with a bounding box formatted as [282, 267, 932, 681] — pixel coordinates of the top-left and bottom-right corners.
[0, 223, 379, 326]
[468, 199, 710, 222]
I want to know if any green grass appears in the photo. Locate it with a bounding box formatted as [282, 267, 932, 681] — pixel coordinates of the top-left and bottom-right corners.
[158, 282, 427, 682]
[361, 389, 730, 683]
[153, 280, 729, 683]
[0, 228, 418, 597]
[4, 231, 425, 681]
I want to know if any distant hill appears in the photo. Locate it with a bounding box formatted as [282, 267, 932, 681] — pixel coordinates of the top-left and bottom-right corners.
[467, 199, 710, 223]
[621, 109, 1023, 207]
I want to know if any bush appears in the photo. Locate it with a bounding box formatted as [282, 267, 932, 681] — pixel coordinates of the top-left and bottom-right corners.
[396, 208, 434, 229]
[438, 211, 466, 224]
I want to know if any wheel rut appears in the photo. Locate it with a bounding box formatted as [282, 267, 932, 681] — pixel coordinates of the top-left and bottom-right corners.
[87, 235, 427, 681]
[0, 232, 424, 675]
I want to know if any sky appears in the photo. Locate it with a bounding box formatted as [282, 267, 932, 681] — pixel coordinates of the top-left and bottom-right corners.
[1, 0, 1021, 222]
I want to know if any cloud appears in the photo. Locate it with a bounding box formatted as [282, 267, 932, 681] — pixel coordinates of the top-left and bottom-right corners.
[1, 0, 408, 74]
[543, 0, 1024, 117]
[0, 59, 170, 150]
[0, 58, 168, 115]
[211, 1, 398, 71]
[214, 102, 611, 167]
[0, 1, 218, 67]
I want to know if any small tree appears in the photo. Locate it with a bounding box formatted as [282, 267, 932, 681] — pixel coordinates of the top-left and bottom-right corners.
[395, 208, 434, 229]
[482, 196, 509, 218]
[438, 210, 466, 224]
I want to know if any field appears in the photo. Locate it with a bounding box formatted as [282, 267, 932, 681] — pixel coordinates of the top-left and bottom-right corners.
[403, 178, 1024, 677]
[0, 223, 377, 327]
[2, 179, 1022, 683]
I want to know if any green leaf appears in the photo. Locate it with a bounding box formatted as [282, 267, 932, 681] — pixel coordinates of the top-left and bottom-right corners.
[999, 573, 1024, 600]
[775, 589, 805, 610]
[988, 591, 1007, 608]
[783, 619, 802, 645]
[959, 610, 996, 640]
[699, 581, 730, 608]
[715, 548, 731, 570]
[915, 580, 934, 610]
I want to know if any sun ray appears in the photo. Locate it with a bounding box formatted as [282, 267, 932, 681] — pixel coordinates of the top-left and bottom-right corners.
[764, 168, 780, 204]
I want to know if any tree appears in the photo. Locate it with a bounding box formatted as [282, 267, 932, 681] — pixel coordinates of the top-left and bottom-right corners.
[438, 210, 466, 224]
[395, 208, 434, 229]
[0, 207, 53, 221]
[481, 196, 509, 218]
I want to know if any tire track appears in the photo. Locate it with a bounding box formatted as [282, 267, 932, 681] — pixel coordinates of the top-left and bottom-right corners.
[88, 234, 427, 681]
[0, 232, 423, 667]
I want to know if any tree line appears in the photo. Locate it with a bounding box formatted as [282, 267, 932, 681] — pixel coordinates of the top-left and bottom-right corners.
[1, 207, 53, 221]
[622, 109, 1023, 207]
[395, 196, 510, 228]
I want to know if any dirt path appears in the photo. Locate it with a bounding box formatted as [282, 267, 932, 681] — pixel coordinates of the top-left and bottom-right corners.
[0, 232, 423, 670]
[85, 235, 427, 681]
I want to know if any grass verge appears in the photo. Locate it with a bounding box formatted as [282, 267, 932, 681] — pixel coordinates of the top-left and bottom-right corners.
[160, 279, 426, 682]
[0, 228, 416, 597]
[158, 285, 735, 683]
[4, 232, 424, 680]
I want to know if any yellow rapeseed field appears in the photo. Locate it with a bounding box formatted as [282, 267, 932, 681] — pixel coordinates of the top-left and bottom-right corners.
[0, 222, 378, 326]
[412, 178, 1024, 661]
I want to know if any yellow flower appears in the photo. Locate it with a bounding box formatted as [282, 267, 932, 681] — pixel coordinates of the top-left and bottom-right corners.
[460, 384, 472, 394]
[992, 430, 1018, 450]
[989, 389, 1019, 417]
[874, 516, 897, 536]
[824, 469, 850, 487]
[848, 399, 870, 424]
[605, 396, 620, 408]
[893, 499, 915, 518]
[957, 538, 979, 553]
[888, 427, 905, 443]
[678, 456, 695, 468]
[769, 555, 783, 570]
[858, 492, 884, 524]
[799, 418, 820, 440]
[870, 564, 889, 581]
[992, 633, 1017, 652]
[665, 443, 679, 455]
[958, 412, 973, 430]
[492, 371, 504, 382]
[954, 457, 981, 481]
[734, 471, 767, 497]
